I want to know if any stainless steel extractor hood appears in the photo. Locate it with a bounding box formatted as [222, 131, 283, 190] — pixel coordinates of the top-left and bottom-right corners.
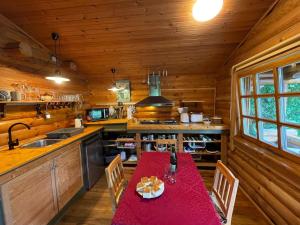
[135, 74, 173, 107]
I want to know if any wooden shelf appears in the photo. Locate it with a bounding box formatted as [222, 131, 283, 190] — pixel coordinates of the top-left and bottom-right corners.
[123, 160, 137, 165]
[183, 140, 221, 143]
[189, 151, 221, 156]
[0, 100, 77, 105]
[117, 146, 136, 149]
[195, 162, 216, 167]
[116, 138, 136, 142]
[0, 100, 77, 118]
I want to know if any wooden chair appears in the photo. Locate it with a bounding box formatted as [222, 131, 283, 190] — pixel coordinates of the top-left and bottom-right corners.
[105, 154, 127, 212]
[210, 160, 239, 225]
[155, 139, 178, 152]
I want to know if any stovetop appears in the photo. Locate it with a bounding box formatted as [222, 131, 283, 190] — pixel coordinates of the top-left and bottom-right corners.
[139, 119, 178, 125]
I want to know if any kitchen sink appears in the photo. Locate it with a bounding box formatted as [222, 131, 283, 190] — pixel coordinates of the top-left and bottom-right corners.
[21, 139, 62, 148]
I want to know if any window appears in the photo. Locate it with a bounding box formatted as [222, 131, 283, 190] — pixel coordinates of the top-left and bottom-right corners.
[238, 61, 300, 157]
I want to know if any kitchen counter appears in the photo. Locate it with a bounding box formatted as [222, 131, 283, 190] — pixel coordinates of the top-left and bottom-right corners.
[127, 122, 229, 134]
[0, 126, 103, 176]
[84, 119, 128, 125]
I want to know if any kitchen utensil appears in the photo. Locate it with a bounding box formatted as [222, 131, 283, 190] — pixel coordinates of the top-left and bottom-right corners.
[0, 90, 11, 101]
[10, 91, 21, 101]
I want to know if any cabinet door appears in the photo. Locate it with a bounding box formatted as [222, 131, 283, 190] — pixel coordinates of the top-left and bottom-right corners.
[1, 160, 58, 225]
[55, 142, 83, 210]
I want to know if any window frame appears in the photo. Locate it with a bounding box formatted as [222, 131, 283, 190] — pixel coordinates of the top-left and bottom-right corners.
[237, 52, 300, 159]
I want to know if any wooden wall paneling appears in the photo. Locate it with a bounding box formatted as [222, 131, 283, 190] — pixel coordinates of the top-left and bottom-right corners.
[213, 1, 300, 224]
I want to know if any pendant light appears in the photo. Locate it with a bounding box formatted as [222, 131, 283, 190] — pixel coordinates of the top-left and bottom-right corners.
[46, 32, 70, 84]
[108, 68, 124, 92]
[192, 0, 223, 22]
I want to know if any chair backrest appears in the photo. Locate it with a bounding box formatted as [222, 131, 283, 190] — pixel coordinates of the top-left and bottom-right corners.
[105, 154, 126, 211]
[156, 139, 178, 151]
[212, 160, 239, 225]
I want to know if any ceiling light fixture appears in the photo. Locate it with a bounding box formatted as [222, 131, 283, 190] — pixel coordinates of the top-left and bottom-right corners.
[192, 0, 223, 22]
[46, 32, 70, 84]
[108, 68, 124, 92]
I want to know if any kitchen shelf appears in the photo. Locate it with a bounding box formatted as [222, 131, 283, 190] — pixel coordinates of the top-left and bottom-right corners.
[117, 146, 136, 150]
[0, 100, 77, 118]
[116, 138, 136, 142]
[195, 162, 216, 167]
[123, 160, 137, 165]
[183, 140, 221, 143]
[189, 151, 221, 156]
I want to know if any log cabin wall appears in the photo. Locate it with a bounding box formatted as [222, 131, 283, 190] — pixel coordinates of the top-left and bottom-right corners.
[87, 73, 217, 120]
[0, 67, 88, 148]
[215, 0, 300, 224]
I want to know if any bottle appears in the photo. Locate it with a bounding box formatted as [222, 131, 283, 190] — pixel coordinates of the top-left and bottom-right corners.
[170, 146, 177, 173]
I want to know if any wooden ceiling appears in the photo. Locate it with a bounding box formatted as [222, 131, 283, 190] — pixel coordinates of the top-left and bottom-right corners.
[0, 0, 274, 79]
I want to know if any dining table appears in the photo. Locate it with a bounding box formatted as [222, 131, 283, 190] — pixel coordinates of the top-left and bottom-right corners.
[111, 152, 222, 225]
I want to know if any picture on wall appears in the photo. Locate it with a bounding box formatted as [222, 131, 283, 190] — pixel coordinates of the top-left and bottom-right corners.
[116, 80, 131, 102]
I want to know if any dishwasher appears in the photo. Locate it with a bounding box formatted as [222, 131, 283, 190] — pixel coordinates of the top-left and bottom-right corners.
[81, 133, 104, 190]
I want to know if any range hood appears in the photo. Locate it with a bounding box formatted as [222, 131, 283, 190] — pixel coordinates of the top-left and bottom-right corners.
[135, 74, 173, 107]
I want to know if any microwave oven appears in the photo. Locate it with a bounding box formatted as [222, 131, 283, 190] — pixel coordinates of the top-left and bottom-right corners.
[87, 108, 109, 121]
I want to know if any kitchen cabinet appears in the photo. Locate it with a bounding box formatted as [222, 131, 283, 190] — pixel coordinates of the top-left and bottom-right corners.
[54, 142, 83, 209]
[1, 160, 58, 225]
[0, 141, 84, 225]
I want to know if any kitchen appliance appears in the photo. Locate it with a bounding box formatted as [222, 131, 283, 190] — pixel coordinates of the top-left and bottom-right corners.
[87, 107, 109, 121]
[180, 113, 189, 123]
[135, 74, 173, 107]
[46, 127, 84, 139]
[190, 112, 203, 123]
[75, 118, 83, 128]
[81, 133, 104, 190]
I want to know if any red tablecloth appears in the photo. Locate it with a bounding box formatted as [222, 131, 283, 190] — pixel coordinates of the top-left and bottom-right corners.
[112, 152, 221, 225]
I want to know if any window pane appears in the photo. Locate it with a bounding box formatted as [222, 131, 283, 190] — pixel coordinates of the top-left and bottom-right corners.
[242, 98, 255, 117]
[240, 76, 253, 96]
[243, 118, 257, 138]
[278, 62, 300, 93]
[280, 96, 300, 125]
[258, 121, 278, 147]
[257, 97, 276, 120]
[281, 126, 300, 155]
[257, 70, 275, 94]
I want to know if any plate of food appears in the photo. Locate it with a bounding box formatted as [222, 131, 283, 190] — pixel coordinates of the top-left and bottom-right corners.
[136, 176, 164, 199]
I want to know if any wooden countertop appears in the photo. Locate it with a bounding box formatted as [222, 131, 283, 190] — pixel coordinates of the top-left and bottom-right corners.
[84, 119, 128, 125]
[127, 122, 229, 132]
[0, 126, 103, 176]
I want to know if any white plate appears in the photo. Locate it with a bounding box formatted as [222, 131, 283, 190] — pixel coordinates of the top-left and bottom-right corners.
[136, 181, 165, 199]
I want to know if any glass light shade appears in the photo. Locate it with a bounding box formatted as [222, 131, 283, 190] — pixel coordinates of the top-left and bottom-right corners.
[108, 83, 125, 92]
[192, 0, 223, 22]
[46, 76, 70, 84]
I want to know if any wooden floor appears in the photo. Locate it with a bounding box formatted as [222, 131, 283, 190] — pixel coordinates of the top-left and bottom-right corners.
[58, 169, 269, 225]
